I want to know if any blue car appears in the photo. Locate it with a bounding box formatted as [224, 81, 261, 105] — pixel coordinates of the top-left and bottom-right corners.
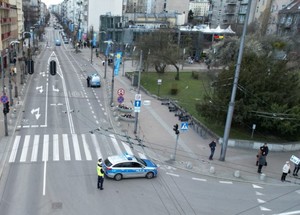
[102, 153, 158, 181]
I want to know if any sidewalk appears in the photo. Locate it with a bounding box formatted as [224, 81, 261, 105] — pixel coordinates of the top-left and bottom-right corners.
[79, 48, 300, 186]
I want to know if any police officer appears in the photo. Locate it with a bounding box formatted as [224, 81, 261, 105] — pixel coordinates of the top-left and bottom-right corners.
[97, 158, 104, 190]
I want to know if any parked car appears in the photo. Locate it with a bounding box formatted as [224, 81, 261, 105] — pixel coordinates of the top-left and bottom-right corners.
[102, 153, 158, 181]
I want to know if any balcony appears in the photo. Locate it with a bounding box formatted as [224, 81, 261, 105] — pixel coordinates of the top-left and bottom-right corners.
[0, 17, 11, 24]
[1, 31, 11, 41]
[226, 0, 237, 5]
[0, 1, 10, 9]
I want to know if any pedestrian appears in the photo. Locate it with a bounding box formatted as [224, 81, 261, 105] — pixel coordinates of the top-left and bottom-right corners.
[256, 148, 262, 166]
[257, 143, 269, 166]
[257, 154, 266, 174]
[97, 158, 104, 190]
[281, 161, 291, 182]
[208, 139, 217, 160]
[293, 162, 300, 177]
[87, 76, 90, 87]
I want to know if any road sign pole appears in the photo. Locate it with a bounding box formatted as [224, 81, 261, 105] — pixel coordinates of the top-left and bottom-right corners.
[3, 112, 8, 136]
[134, 50, 142, 134]
[172, 133, 179, 161]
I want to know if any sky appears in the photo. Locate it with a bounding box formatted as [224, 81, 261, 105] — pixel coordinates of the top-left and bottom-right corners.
[42, 0, 62, 7]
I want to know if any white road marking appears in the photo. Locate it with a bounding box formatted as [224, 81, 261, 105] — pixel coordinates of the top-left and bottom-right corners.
[20, 135, 30, 162]
[72, 134, 82, 160]
[42, 135, 49, 161]
[252, 184, 263, 189]
[259, 206, 271, 211]
[192, 177, 207, 182]
[166, 172, 179, 177]
[219, 181, 233, 184]
[255, 191, 264, 196]
[122, 141, 133, 155]
[43, 160, 47, 196]
[257, 198, 266, 203]
[110, 134, 122, 155]
[138, 152, 147, 159]
[53, 134, 59, 161]
[91, 134, 102, 159]
[31, 135, 39, 162]
[82, 134, 92, 160]
[62, 134, 71, 161]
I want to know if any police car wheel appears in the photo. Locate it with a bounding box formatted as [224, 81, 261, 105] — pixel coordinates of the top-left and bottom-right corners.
[114, 173, 122, 181]
[146, 172, 154, 179]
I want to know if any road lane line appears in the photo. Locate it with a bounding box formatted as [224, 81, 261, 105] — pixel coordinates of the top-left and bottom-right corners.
[192, 177, 207, 182]
[42, 135, 49, 161]
[166, 172, 179, 177]
[219, 181, 233, 184]
[9, 136, 21, 163]
[82, 134, 92, 160]
[91, 134, 102, 159]
[110, 134, 122, 155]
[53, 134, 59, 161]
[72, 134, 82, 160]
[20, 135, 30, 162]
[31, 135, 39, 162]
[62, 134, 71, 160]
[43, 160, 47, 196]
[138, 152, 147, 159]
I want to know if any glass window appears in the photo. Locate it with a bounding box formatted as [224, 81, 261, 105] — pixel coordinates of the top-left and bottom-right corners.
[132, 162, 142, 168]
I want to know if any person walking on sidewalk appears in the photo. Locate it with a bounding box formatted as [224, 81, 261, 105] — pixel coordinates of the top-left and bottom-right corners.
[97, 158, 104, 190]
[257, 154, 266, 174]
[208, 139, 217, 160]
[256, 143, 269, 166]
[281, 161, 291, 182]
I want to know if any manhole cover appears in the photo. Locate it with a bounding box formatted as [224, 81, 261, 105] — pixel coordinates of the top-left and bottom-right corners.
[52, 202, 63, 210]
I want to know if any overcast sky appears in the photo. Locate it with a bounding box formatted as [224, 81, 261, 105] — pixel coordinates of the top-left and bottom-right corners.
[42, 0, 62, 7]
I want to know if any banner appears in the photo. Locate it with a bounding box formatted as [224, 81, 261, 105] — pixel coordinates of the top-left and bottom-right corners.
[105, 41, 112, 56]
[92, 32, 97, 47]
[78, 29, 82, 41]
[114, 51, 122, 76]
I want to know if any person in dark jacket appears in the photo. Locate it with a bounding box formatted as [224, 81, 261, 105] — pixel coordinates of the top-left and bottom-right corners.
[209, 139, 217, 160]
[257, 154, 266, 174]
[293, 162, 300, 177]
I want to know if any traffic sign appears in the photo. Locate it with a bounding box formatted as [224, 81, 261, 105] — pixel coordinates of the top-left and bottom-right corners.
[0, 95, 9, 104]
[117, 96, 124, 104]
[180, 122, 188, 131]
[134, 100, 141, 107]
[135, 94, 141, 101]
[290, 155, 300, 165]
[134, 107, 140, 113]
[117, 88, 125, 96]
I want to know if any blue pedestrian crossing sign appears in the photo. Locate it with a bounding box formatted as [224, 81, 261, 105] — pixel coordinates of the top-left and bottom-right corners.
[180, 122, 188, 131]
[134, 100, 141, 107]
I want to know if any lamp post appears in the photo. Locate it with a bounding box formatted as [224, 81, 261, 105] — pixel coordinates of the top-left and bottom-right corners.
[90, 26, 94, 64]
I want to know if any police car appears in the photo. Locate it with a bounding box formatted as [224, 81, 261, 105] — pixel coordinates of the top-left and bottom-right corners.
[102, 153, 158, 181]
[88, 73, 101, 87]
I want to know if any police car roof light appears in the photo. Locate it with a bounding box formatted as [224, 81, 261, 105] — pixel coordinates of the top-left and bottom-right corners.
[124, 152, 133, 160]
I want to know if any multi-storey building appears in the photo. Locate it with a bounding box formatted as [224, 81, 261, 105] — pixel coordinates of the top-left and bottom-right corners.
[277, 0, 300, 36]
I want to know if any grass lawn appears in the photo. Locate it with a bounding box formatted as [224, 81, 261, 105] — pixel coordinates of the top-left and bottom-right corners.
[138, 70, 287, 142]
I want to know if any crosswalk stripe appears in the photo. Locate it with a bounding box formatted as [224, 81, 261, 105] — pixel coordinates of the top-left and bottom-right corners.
[122, 141, 133, 155]
[138, 152, 147, 159]
[72, 134, 82, 160]
[9, 136, 21, 163]
[42, 135, 49, 161]
[31, 135, 39, 162]
[110, 134, 122, 155]
[91, 134, 102, 159]
[20, 135, 30, 162]
[62, 134, 71, 161]
[53, 134, 59, 161]
[82, 134, 92, 160]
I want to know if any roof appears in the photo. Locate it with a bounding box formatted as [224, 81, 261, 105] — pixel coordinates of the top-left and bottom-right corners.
[179, 25, 235, 34]
[279, 0, 300, 14]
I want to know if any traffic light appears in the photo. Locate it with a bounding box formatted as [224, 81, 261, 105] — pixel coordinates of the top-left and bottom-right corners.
[3, 102, 9, 114]
[27, 60, 34, 74]
[50, 60, 56, 76]
[173, 124, 179, 135]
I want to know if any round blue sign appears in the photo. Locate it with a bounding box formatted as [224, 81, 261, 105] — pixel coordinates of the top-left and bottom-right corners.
[0, 95, 8, 103]
[117, 96, 124, 104]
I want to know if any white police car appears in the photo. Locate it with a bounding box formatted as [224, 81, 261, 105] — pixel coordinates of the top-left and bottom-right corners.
[88, 73, 101, 87]
[102, 153, 158, 181]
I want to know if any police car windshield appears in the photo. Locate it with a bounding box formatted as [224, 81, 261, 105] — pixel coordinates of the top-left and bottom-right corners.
[135, 157, 146, 166]
[104, 158, 112, 167]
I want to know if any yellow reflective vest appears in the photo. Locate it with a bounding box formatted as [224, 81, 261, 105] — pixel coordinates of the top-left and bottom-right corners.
[97, 165, 104, 177]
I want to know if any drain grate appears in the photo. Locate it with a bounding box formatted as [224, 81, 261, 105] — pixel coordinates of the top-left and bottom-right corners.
[52, 202, 63, 210]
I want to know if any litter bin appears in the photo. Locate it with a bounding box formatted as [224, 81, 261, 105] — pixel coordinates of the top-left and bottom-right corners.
[132, 71, 139, 86]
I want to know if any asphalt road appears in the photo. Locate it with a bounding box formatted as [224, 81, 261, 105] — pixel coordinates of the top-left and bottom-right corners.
[0, 21, 300, 215]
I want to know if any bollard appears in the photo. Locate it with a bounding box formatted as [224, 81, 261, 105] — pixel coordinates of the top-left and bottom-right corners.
[186, 162, 193, 169]
[234, 170, 240, 178]
[210, 166, 215, 174]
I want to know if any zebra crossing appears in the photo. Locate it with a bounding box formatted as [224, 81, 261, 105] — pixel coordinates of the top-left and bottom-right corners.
[8, 133, 146, 163]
